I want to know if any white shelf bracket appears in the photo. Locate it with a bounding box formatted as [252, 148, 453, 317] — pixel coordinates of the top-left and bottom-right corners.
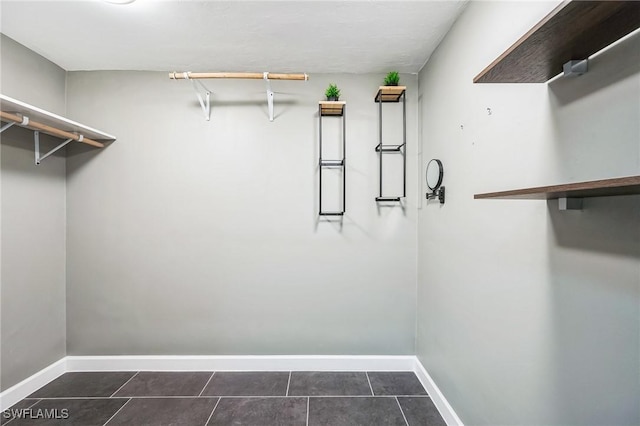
[34, 130, 74, 165]
[2, 114, 29, 134]
[559, 197, 583, 211]
[264, 72, 274, 122]
[1, 121, 16, 133]
[183, 72, 211, 121]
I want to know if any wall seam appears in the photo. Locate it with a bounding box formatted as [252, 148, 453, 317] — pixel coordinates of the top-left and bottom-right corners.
[63, 69, 68, 358]
[413, 73, 420, 356]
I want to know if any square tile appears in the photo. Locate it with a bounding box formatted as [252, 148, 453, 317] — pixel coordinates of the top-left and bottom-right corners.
[367, 372, 427, 396]
[113, 372, 212, 397]
[398, 397, 446, 426]
[106, 397, 217, 426]
[288, 372, 371, 396]
[2, 399, 40, 425]
[201, 372, 289, 396]
[7, 398, 128, 426]
[207, 397, 306, 426]
[308, 397, 406, 426]
[27, 372, 136, 398]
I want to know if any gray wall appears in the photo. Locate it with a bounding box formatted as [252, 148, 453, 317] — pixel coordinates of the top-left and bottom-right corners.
[65, 71, 418, 355]
[417, 2, 640, 425]
[0, 34, 67, 391]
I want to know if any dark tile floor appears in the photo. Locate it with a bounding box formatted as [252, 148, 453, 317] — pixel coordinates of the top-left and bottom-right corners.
[2, 371, 446, 425]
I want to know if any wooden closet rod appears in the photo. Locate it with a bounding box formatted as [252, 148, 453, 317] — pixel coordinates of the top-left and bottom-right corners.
[0, 111, 104, 148]
[169, 72, 309, 81]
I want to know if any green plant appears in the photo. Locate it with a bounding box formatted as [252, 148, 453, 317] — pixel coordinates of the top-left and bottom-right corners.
[384, 71, 400, 86]
[325, 83, 341, 100]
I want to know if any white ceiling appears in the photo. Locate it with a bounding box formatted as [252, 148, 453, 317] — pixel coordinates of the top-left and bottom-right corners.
[0, 0, 467, 74]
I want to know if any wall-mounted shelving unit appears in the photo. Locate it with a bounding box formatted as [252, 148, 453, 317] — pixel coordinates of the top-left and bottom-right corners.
[473, 1, 640, 208]
[474, 0, 640, 83]
[0, 94, 115, 165]
[318, 101, 346, 216]
[374, 86, 406, 202]
[475, 175, 640, 200]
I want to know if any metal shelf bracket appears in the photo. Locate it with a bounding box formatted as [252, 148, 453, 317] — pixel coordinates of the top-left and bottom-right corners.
[34, 130, 74, 165]
[1, 121, 16, 133]
[264, 72, 275, 122]
[1, 114, 29, 134]
[183, 72, 212, 121]
[559, 197, 583, 210]
[563, 59, 588, 77]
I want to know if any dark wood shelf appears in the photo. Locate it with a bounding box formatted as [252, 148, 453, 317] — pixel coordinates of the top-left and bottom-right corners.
[474, 1, 640, 83]
[374, 86, 406, 102]
[319, 101, 345, 116]
[475, 175, 640, 200]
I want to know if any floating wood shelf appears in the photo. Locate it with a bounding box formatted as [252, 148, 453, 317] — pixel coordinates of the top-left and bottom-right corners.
[319, 101, 346, 116]
[474, 1, 640, 83]
[475, 175, 640, 200]
[374, 86, 406, 102]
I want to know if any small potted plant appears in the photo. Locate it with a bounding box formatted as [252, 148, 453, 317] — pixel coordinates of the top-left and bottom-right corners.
[325, 83, 341, 101]
[384, 71, 400, 86]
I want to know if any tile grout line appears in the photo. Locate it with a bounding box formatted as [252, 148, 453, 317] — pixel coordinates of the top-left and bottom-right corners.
[198, 372, 216, 397]
[24, 397, 131, 400]
[306, 396, 310, 426]
[27, 394, 427, 399]
[203, 397, 221, 426]
[109, 372, 139, 398]
[4, 399, 42, 426]
[102, 397, 131, 426]
[395, 396, 410, 426]
[286, 371, 292, 396]
[365, 372, 375, 396]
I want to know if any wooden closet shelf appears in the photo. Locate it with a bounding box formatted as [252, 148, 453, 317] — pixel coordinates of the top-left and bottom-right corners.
[0, 94, 115, 146]
[474, 1, 640, 83]
[474, 175, 640, 200]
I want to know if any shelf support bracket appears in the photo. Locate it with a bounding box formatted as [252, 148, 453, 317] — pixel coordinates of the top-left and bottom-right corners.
[34, 130, 74, 165]
[2, 114, 30, 134]
[1, 121, 16, 133]
[559, 197, 583, 211]
[264, 72, 274, 122]
[563, 59, 588, 77]
[183, 72, 211, 121]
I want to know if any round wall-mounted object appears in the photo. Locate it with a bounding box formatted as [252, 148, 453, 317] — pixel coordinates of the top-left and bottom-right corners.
[426, 159, 443, 191]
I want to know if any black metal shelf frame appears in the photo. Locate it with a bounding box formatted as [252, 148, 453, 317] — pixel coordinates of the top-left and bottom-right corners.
[318, 103, 346, 216]
[375, 89, 406, 202]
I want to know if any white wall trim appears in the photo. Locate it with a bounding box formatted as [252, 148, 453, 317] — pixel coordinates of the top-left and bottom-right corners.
[2, 354, 462, 425]
[413, 357, 464, 426]
[65, 355, 417, 372]
[0, 358, 66, 411]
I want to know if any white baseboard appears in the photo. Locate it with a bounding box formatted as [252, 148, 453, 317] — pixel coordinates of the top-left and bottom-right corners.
[2, 354, 462, 425]
[66, 355, 417, 372]
[413, 358, 464, 426]
[0, 358, 66, 411]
